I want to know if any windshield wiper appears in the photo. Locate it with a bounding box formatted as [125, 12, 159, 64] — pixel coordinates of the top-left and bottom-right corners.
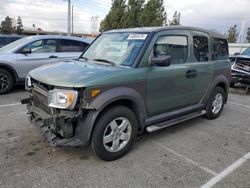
[93, 58, 116, 66]
[79, 56, 88, 61]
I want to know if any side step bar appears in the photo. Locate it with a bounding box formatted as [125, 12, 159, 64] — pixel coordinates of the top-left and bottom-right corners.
[146, 110, 206, 133]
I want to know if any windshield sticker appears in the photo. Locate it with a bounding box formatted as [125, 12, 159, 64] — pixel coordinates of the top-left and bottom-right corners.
[128, 34, 148, 40]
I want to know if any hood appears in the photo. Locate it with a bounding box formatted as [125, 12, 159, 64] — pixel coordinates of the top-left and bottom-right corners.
[29, 59, 130, 88]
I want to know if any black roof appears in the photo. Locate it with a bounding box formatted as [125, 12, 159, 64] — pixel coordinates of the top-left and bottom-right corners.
[105, 26, 227, 39]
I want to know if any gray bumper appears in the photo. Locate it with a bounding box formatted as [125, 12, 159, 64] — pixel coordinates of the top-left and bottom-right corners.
[27, 104, 84, 147]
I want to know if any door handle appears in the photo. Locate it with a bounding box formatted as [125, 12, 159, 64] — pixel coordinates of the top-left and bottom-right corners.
[186, 69, 197, 79]
[49, 55, 58, 58]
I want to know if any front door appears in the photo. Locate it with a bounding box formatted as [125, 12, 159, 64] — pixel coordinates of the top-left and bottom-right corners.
[17, 39, 60, 78]
[146, 34, 194, 116]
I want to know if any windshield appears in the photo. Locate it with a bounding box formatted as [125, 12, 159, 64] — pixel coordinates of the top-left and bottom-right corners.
[82, 32, 148, 66]
[0, 37, 31, 52]
[242, 48, 250, 56]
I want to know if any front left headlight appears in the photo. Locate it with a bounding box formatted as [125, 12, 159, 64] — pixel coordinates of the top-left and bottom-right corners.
[48, 89, 78, 110]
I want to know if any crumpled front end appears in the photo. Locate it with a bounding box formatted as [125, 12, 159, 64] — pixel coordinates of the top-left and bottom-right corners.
[21, 78, 85, 147]
[231, 57, 250, 85]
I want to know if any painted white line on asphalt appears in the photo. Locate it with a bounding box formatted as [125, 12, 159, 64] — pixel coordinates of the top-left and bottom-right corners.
[0, 103, 21, 108]
[151, 139, 218, 176]
[200, 152, 250, 188]
[228, 101, 250, 109]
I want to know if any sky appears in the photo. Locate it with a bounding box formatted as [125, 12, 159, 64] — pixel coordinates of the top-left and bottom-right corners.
[0, 0, 250, 38]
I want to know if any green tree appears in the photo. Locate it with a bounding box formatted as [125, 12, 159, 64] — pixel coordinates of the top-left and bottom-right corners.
[125, 0, 145, 28]
[246, 28, 250, 43]
[169, 11, 181, 25]
[16, 16, 24, 34]
[228, 24, 238, 43]
[139, 0, 167, 27]
[100, 0, 126, 32]
[0, 16, 15, 34]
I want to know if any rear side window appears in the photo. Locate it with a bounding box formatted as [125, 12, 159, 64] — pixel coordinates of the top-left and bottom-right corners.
[154, 36, 188, 64]
[213, 38, 228, 60]
[193, 36, 209, 62]
[60, 39, 86, 52]
[0, 37, 7, 45]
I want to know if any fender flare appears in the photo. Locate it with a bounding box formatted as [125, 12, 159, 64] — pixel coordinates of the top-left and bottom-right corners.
[0, 63, 19, 82]
[202, 75, 229, 104]
[76, 87, 147, 145]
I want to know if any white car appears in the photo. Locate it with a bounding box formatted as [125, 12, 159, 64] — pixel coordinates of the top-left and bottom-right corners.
[0, 35, 93, 94]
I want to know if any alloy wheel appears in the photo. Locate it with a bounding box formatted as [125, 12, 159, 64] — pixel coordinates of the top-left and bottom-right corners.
[103, 117, 132, 153]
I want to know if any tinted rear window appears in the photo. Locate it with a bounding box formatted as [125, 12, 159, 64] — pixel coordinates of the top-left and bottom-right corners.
[213, 38, 228, 60]
[60, 39, 87, 52]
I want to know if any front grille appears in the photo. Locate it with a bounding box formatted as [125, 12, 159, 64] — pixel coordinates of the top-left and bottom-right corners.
[32, 83, 51, 114]
[234, 59, 250, 73]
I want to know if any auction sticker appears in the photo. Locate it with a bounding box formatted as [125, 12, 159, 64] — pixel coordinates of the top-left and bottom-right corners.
[128, 34, 148, 40]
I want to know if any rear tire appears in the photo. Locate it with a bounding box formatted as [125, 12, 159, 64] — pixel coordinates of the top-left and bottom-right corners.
[91, 105, 138, 161]
[205, 87, 225, 119]
[0, 69, 14, 94]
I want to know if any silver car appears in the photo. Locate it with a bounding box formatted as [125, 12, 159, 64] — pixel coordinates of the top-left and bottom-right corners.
[0, 35, 92, 94]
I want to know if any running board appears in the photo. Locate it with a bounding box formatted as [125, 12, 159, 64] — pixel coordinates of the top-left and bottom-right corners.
[146, 110, 206, 133]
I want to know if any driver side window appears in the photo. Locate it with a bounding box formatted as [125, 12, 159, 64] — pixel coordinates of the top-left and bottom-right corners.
[154, 35, 188, 64]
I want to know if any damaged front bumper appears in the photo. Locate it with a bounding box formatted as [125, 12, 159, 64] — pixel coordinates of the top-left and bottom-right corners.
[22, 98, 84, 147]
[231, 70, 250, 85]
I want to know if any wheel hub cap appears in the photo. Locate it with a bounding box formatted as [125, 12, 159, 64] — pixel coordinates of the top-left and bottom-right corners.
[0, 73, 9, 91]
[103, 117, 132, 153]
[212, 93, 223, 114]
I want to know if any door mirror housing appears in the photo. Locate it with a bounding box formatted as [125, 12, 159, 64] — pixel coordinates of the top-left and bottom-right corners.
[21, 48, 32, 54]
[151, 55, 171, 67]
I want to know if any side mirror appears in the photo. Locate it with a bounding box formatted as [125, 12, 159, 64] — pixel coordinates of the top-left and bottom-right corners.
[21, 48, 32, 54]
[234, 52, 240, 56]
[151, 55, 171, 67]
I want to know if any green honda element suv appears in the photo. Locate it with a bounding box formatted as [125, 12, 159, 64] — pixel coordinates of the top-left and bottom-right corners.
[22, 26, 231, 161]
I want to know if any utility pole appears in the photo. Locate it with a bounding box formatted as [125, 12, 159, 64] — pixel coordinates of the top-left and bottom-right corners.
[67, 0, 71, 35]
[72, 5, 74, 35]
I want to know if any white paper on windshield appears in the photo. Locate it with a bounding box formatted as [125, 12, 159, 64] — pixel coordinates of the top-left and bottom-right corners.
[128, 34, 148, 40]
[105, 42, 128, 57]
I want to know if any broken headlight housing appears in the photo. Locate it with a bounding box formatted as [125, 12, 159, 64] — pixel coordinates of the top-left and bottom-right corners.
[48, 89, 78, 110]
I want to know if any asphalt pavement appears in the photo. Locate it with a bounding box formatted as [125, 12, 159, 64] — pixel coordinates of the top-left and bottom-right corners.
[0, 85, 249, 188]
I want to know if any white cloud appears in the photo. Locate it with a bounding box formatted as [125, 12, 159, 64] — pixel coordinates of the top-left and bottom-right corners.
[165, 0, 250, 34]
[0, 0, 111, 33]
[0, 0, 249, 36]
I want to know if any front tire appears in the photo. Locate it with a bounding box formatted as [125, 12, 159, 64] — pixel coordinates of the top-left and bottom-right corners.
[205, 87, 225, 119]
[0, 69, 14, 94]
[91, 106, 138, 161]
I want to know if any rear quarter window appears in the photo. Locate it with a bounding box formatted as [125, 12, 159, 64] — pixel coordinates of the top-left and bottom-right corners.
[213, 38, 229, 60]
[59, 39, 86, 52]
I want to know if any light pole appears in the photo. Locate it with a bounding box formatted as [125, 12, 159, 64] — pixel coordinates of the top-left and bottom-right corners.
[67, 0, 71, 35]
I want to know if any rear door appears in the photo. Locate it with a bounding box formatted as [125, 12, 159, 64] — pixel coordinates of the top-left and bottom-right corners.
[188, 32, 214, 105]
[57, 39, 88, 60]
[17, 39, 59, 78]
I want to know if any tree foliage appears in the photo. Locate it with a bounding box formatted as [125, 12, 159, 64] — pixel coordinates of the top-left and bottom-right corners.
[139, 0, 167, 27]
[228, 24, 238, 43]
[125, 0, 145, 28]
[16, 16, 24, 34]
[169, 11, 181, 25]
[0, 16, 15, 34]
[100, 0, 168, 31]
[246, 28, 250, 43]
[100, 0, 126, 32]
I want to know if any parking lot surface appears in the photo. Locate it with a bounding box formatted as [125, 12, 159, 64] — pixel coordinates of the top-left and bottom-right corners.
[0, 86, 249, 188]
